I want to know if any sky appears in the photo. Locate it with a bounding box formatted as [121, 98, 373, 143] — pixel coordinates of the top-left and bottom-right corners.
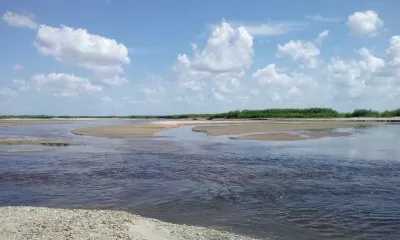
[1, 0, 400, 115]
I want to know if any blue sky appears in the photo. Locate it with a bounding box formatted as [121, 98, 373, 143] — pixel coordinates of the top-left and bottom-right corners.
[1, 0, 400, 115]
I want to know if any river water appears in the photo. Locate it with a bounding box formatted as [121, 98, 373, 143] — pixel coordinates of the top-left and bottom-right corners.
[1, 120, 399, 240]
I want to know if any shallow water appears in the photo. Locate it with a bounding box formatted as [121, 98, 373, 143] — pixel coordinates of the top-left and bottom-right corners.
[1, 120, 400, 240]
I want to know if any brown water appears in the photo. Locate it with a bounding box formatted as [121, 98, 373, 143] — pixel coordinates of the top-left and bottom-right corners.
[1, 120, 400, 240]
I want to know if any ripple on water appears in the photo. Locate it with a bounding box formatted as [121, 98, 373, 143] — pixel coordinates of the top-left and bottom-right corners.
[1, 122, 400, 240]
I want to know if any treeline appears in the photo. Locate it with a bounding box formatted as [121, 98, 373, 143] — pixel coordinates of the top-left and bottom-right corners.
[206, 108, 400, 119]
[1, 108, 400, 119]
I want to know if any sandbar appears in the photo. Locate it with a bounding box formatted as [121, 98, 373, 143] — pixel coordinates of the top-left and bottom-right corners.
[192, 122, 373, 136]
[0, 206, 258, 240]
[70, 120, 253, 138]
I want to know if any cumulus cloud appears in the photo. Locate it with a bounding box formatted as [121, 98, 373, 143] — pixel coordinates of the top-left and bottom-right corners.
[326, 48, 386, 98]
[35, 25, 130, 74]
[347, 10, 383, 37]
[175, 21, 254, 92]
[32, 73, 102, 97]
[101, 75, 128, 86]
[178, 21, 253, 73]
[315, 30, 329, 45]
[277, 40, 320, 68]
[387, 36, 400, 70]
[252, 64, 292, 86]
[2, 11, 37, 29]
[253, 64, 313, 87]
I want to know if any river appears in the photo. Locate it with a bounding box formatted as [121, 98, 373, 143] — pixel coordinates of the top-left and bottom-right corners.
[1, 120, 399, 239]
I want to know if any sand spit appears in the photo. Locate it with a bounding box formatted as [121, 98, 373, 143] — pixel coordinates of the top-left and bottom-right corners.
[231, 131, 352, 141]
[192, 122, 373, 137]
[0, 207, 259, 240]
[0, 138, 81, 146]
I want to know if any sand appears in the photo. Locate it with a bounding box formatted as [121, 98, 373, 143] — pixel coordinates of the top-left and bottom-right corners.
[0, 206, 259, 240]
[231, 131, 352, 141]
[0, 138, 81, 146]
[191, 122, 372, 136]
[71, 120, 376, 140]
[71, 122, 176, 138]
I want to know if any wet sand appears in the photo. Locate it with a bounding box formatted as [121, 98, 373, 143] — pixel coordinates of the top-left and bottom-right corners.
[0, 119, 74, 127]
[0, 207, 258, 240]
[0, 138, 80, 146]
[192, 121, 372, 136]
[71, 120, 376, 139]
[231, 131, 352, 141]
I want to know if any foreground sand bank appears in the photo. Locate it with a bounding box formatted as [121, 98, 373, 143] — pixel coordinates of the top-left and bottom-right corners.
[0, 207, 258, 240]
[71, 120, 376, 139]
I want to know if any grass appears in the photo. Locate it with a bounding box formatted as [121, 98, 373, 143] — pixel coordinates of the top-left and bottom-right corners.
[1, 108, 400, 120]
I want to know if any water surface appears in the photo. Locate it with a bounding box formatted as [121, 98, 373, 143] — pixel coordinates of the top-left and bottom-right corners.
[1, 120, 399, 240]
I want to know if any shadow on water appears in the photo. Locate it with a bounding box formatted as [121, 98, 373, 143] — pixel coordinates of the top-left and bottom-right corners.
[1, 122, 400, 239]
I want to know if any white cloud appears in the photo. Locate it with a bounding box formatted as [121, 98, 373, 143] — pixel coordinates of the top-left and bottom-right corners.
[175, 21, 253, 92]
[315, 30, 329, 45]
[13, 79, 30, 91]
[277, 40, 320, 68]
[32, 73, 102, 97]
[326, 48, 386, 98]
[101, 96, 113, 103]
[387, 36, 400, 71]
[2, 11, 37, 29]
[13, 64, 23, 71]
[241, 21, 306, 36]
[357, 48, 385, 72]
[35, 25, 130, 74]
[306, 14, 340, 23]
[176, 21, 253, 73]
[347, 10, 383, 37]
[252, 64, 292, 86]
[101, 75, 128, 86]
[214, 72, 241, 93]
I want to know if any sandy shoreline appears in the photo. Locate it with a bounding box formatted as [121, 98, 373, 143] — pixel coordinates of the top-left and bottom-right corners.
[0, 206, 259, 240]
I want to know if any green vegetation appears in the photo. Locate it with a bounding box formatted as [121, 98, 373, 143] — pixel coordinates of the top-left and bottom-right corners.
[1, 107, 400, 119]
